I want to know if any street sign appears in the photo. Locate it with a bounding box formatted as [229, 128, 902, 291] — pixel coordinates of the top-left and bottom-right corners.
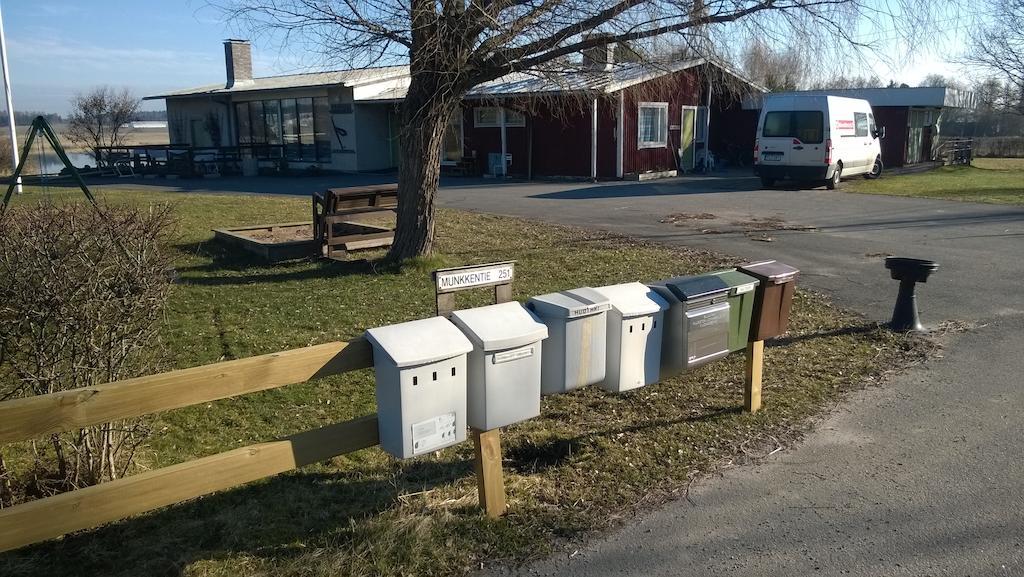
[433, 261, 515, 294]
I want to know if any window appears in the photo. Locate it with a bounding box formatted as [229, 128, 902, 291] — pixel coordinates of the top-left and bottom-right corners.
[474, 107, 500, 127]
[854, 112, 869, 137]
[234, 96, 331, 162]
[473, 107, 525, 127]
[762, 110, 824, 144]
[638, 103, 668, 148]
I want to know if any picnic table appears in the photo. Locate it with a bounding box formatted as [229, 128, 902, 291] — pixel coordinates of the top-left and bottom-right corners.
[312, 184, 398, 259]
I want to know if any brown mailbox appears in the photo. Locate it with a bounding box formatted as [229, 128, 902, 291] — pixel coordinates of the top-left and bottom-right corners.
[737, 260, 800, 341]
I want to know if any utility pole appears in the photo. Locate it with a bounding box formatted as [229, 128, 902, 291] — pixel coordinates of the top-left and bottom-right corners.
[0, 1, 21, 194]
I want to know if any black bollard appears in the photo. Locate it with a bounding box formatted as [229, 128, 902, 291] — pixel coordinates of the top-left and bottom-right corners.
[884, 257, 939, 332]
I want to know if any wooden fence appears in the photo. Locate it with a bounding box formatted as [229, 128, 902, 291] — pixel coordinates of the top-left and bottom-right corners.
[0, 322, 765, 555]
[0, 339, 388, 553]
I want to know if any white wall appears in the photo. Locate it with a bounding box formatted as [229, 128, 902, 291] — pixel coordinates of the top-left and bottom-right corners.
[355, 103, 397, 171]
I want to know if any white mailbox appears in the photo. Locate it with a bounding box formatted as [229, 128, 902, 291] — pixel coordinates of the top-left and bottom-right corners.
[592, 282, 669, 393]
[450, 302, 549, 431]
[365, 316, 473, 459]
[527, 287, 611, 395]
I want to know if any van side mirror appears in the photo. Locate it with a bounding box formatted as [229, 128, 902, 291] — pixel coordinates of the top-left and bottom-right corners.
[873, 126, 886, 139]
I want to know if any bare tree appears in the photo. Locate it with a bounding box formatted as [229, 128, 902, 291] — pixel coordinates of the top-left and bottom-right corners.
[65, 86, 140, 163]
[965, 0, 1024, 114]
[741, 39, 807, 91]
[215, 0, 951, 260]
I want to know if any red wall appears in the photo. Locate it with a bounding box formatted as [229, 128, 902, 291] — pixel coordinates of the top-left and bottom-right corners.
[621, 69, 703, 175]
[458, 68, 730, 178]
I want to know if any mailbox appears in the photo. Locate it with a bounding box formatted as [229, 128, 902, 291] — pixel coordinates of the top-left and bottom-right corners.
[708, 269, 761, 353]
[450, 302, 549, 431]
[527, 287, 611, 395]
[737, 260, 800, 341]
[366, 316, 473, 459]
[648, 274, 732, 373]
[592, 282, 668, 393]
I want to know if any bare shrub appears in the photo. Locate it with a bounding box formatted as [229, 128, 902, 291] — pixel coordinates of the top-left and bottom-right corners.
[0, 201, 176, 501]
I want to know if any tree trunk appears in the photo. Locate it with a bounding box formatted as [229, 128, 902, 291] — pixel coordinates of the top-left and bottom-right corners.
[386, 72, 460, 262]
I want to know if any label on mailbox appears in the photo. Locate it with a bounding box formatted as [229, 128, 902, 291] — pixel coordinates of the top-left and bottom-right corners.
[434, 262, 515, 293]
[567, 302, 612, 318]
[733, 283, 755, 295]
[411, 412, 457, 455]
[493, 346, 534, 364]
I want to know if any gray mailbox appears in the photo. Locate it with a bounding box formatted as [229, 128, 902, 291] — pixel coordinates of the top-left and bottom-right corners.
[592, 282, 669, 393]
[527, 287, 611, 395]
[366, 316, 473, 459]
[657, 275, 731, 370]
[450, 302, 549, 431]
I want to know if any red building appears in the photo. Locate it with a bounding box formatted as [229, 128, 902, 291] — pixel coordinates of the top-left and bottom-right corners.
[441, 59, 765, 180]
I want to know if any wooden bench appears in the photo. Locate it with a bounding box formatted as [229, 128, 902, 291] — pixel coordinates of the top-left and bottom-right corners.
[313, 184, 398, 260]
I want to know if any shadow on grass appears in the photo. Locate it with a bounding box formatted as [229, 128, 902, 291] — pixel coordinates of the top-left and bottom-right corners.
[0, 454, 475, 577]
[770, 322, 883, 347]
[505, 405, 740, 475]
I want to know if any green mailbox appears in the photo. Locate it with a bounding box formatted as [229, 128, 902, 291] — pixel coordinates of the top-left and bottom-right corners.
[708, 269, 761, 353]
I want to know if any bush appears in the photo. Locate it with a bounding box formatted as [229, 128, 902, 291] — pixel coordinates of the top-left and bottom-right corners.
[0, 201, 176, 503]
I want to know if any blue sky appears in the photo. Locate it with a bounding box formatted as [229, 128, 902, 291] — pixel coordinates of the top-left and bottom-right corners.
[2, 1, 968, 115]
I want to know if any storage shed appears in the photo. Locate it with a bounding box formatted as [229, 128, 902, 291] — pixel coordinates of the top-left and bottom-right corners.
[744, 87, 976, 168]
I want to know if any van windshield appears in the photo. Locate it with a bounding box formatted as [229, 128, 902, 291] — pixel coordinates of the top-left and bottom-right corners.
[762, 111, 824, 143]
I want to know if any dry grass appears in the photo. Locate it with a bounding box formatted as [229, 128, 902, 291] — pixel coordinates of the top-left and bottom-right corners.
[0, 186, 926, 577]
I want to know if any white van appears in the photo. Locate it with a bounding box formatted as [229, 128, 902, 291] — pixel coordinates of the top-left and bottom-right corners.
[754, 94, 884, 189]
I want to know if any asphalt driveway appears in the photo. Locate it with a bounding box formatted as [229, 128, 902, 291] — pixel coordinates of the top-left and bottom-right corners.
[433, 174, 1024, 576]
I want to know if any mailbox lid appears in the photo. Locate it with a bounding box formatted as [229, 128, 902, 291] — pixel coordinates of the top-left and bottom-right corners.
[710, 269, 760, 296]
[666, 275, 730, 301]
[450, 301, 549, 351]
[593, 282, 669, 318]
[738, 260, 799, 284]
[528, 287, 611, 319]
[365, 316, 473, 368]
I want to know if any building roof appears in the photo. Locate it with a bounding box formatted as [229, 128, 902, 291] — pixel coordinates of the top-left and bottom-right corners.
[144, 66, 410, 100]
[742, 86, 977, 110]
[148, 58, 765, 102]
[361, 58, 766, 101]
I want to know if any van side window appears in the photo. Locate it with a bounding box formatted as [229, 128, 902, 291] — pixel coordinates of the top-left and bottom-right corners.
[762, 111, 824, 143]
[854, 112, 870, 137]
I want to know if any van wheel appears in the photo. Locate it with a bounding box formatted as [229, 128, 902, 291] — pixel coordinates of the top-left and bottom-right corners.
[826, 165, 841, 190]
[865, 157, 883, 179]
[760, 177, 775, 188]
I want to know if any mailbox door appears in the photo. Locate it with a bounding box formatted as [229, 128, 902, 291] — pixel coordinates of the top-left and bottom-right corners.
[401, 356, 468, 458]
[684, 302, 730, 367]
[565, 313, 607, 390]
[610, 313, 655, 392]
[752, 281, 796, 341]
[477, 343, 543, 430]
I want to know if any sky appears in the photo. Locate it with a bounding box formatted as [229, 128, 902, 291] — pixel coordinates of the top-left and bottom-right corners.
[0, 0, 974, 115]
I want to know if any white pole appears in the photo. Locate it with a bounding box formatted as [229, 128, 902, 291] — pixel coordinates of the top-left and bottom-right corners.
[499, 105, 507, 177]
[616, 91, 624, 179]
[0, 1, 21, 193]
[591, 97, 598, 180]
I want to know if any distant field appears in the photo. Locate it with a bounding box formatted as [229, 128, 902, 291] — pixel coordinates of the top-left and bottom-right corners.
[845, 158, 1024, 206]
[13, 124, 169, 152]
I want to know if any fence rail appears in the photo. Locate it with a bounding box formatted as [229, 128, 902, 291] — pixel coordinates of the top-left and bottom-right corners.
[0, 338, 377, 553]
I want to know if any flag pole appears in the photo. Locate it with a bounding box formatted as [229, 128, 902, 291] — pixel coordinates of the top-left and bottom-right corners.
[0, 1, 21, 194]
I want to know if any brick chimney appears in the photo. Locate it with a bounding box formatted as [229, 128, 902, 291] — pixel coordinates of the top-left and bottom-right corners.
[224, 39, 253, 88]
[581, 33, 615, 72]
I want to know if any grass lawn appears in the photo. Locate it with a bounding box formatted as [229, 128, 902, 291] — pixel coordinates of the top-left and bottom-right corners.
[0, 186, 924, 577]
[845, 157, 1024, 205]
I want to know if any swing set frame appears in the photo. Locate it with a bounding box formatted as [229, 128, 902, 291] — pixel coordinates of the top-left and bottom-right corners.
[1, 115, 98, 215]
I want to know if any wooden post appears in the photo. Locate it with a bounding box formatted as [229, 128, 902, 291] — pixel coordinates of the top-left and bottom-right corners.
[744, 340, 764, 413]
[472, 428, 507, 518]
[432, 262, 515, 517]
